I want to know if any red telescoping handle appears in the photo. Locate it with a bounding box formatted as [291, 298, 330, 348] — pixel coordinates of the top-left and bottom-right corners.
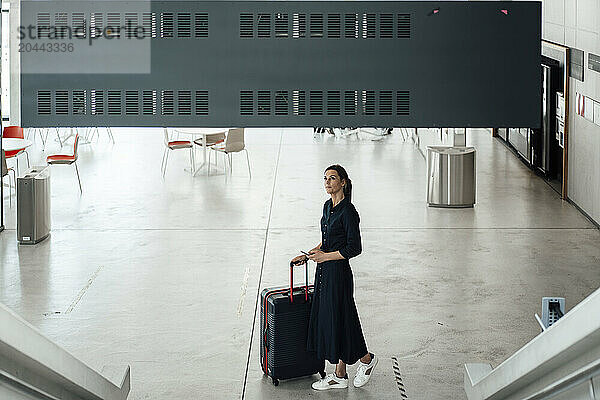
[289, 260, 309, 303]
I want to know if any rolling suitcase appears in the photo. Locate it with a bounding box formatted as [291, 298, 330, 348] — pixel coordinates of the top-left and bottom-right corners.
[260, 261, 326, 386]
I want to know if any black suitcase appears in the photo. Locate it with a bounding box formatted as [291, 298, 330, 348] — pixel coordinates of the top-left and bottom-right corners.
[260, 261, 326, 386]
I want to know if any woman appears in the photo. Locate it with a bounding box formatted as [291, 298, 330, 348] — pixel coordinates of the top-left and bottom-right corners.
[291, 164, 377, 391]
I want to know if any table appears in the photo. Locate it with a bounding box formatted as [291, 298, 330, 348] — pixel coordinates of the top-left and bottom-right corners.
[174, 128, 228, 176]
[1, 138, 32, 192]
[2, 138, 33, 152]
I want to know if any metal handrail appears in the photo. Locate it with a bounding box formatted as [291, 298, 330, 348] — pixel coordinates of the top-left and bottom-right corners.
[464, 287, 600, 400]
[522, 358, 600, 400]
[0, 302, 130, 400]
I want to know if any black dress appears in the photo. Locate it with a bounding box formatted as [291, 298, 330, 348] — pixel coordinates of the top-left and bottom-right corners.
[306, 196, 368, 365]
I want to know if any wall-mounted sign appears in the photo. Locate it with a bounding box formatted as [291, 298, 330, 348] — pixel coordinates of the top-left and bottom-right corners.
[584, 97, 594, 121]
[570, 47, 584, 81]
[576, 91, 600, 126]
[556, 119, 564, 148]
[576, 93, 584, 116]
[556, 92, 565, 121]
[589, 53, 600, 74]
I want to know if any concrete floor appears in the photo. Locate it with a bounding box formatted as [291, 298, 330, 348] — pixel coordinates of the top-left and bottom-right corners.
[1, 127, 599, 400]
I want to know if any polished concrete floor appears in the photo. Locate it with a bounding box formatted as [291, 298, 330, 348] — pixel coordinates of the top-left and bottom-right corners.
[1, 128, 599, 399]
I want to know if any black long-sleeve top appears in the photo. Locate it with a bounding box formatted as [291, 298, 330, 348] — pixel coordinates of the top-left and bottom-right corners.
[320, 196, 362, 260]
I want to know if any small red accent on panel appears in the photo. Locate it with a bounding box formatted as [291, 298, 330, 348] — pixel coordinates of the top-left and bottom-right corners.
[501, 9, 509, 15]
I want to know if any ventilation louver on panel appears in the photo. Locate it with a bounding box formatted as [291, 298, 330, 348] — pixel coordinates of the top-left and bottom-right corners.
[361, 90, 375, 115]
[178, 90, 192, 115]
[257, 90, 271, 115]
[345, 90, 357, 115]
[275, 13, 288, 38]
[55, 91, 69, 115]
[327, 91, 341, 115]
[380, 14, 393, 38]
[73, 90, 86, 115]
[143, 90, 157, 115]
[398, 14, 411, 38]
[108, 90, 122, 115]
[90, 13, 103, 38]
[195, 13, 208, 37]
[240, 91, 254, 115]
[362, 13, 376, 39]
[292, 13, 306, 38]
[125, 13, 139, 38]
[72, 13, 86, 38]
[37, 91, 51, 115]
[161, 13, 174, 38]
[275, 91, 289, 115]
[142, 12, 157, 38]
[240, 13, 253, 38]
[55, 12, 68, 39]
[107, 12, 121, 38]
[397, 91, 410, 115]
[161, 90, 174, 115]
[345, 14, 358, 38]
[125, 91, 139, 115]
[37, 13, 50, 39]
[257, 14, 271, 38]
[32, 89, 408, 118]
[380, 91, 393, 115]
[91, 90, 104, 115]
[310, 91, 323, 115]
[196, 91, 209, 115]
[327, 14, 341, 38]
[310, 14, 323, 38]
[177, 13, 191, 37]
[292, 90, 305, 115]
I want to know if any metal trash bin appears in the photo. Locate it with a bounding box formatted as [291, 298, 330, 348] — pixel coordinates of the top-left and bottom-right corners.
[17, 166, 51, 244]
[427, 146, 476, 208]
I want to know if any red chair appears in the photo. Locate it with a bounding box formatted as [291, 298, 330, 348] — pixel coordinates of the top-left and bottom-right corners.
[46, 133, 82, 193]
[161, 128, 195, 177]
[3, 126, 30, 172]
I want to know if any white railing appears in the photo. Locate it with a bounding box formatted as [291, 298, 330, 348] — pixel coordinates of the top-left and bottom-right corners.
[0, 303, 130, 400]
[464, 287, 600, 400]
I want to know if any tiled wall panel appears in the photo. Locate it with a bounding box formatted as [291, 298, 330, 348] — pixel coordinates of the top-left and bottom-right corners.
[536, 0, 600, 224]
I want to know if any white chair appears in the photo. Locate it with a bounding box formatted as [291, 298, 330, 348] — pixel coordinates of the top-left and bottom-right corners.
[161, 128, 195, 177]
[2, 150, 16, 207]
[209, 128, 251, 178]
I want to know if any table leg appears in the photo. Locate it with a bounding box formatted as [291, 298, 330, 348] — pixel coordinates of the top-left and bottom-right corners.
[204, 135, 208, 176]
[190, 132, 226, 176]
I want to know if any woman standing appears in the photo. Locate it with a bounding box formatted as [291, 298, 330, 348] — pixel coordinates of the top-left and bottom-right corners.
[291, 164, 377, 391]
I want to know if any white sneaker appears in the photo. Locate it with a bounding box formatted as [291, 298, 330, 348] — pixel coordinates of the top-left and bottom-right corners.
[311, 373, 348, 391]
[353, 353, 378, 388]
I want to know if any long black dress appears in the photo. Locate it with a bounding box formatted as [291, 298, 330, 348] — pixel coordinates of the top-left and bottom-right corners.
[306, 196, 368, 365]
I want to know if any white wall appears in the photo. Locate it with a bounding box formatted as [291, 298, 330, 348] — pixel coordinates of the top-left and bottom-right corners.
[543, 0, 600, 224]
[8, 0, 19, 126]
[2, 0, 20, 125]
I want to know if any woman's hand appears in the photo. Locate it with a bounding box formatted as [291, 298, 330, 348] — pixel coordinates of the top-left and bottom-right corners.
[307, 250, 330, 263]
[291, 255, 308, 265]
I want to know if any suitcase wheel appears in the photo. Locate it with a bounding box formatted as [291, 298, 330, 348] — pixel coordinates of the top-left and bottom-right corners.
[319, 371, 326, 379]
[272, 378, 279, 386]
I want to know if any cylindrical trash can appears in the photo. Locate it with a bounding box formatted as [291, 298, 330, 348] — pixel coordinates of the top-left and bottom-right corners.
[17, 166, 51, 244]
[427, 146, 476, 208]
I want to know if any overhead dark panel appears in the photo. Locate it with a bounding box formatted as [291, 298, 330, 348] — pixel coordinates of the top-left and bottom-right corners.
[20, 1, 541, 128]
